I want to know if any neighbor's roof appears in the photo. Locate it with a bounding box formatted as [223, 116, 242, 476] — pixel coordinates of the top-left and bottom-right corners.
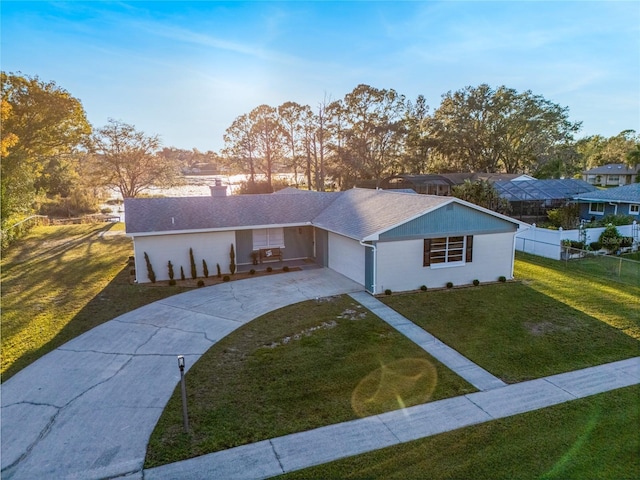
[583, 163, 639, 175]
[125, 188, 522, 240]
[494, 179, 596, 202]
[573, 183, 640, 203]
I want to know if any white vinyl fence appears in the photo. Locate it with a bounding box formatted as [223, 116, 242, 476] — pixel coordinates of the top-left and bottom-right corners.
[516, 221, 639, 260]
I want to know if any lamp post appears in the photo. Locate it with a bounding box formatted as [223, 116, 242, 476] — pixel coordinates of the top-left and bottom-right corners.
[177, 355, 189, 432]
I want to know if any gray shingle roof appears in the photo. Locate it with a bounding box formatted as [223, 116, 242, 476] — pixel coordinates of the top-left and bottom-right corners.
[312, 189, 450, 239]
[125, 188, 518, 241]
[583, 163, 639, 175]
[573, 183, 640, 203]
[125, 190, 340, 234]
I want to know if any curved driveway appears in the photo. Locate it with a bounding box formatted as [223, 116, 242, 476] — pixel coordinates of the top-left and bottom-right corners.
[1, 268, 363, 480]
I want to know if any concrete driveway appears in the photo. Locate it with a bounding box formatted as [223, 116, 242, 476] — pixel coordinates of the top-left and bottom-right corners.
[1, 268, 363, 480]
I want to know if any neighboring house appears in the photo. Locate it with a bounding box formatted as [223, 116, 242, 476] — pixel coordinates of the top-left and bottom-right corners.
[125, 188, 526, 294]
[582, 163, 639, 186]
[573, 183, 640, 221]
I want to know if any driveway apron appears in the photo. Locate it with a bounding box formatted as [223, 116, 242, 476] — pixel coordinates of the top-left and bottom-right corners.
[1, 268, 362, 480]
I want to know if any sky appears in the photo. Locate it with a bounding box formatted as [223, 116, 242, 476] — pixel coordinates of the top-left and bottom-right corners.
[2, 1, 639, 153]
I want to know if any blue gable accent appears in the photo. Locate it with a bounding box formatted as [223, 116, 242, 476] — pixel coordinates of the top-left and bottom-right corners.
[379, 202, 516, 240]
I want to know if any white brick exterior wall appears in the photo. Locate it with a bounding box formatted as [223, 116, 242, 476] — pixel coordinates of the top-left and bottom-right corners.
[133, 231, 236, 283]
[375, 231, 515, 293]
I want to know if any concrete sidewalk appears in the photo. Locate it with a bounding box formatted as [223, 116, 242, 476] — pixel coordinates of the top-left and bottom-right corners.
[349, 292, 507, 391]
[3, 269, 639, 480]
[1, 269, 362, 480]
[144, 357, 640, 480]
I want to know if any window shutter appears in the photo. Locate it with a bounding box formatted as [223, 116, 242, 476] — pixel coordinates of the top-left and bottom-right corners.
[466, 235, 473, 263]
[423, 239, 431, 266]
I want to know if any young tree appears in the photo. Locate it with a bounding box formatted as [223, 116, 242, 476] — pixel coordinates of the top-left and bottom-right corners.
[88, 119, 181, 198]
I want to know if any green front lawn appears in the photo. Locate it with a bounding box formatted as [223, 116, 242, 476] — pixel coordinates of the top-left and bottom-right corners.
[382, 282, 639, 383]
[145, 295, 475, 467]
[278, 385, 640, 480]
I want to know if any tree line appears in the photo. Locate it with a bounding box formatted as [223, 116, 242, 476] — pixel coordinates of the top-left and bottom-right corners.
[2, 71, 639, 237]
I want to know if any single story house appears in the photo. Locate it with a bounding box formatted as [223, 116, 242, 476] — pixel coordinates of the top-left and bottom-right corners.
[125, 187, 527, 294]
[572, 183, 640, 221]
[582, 163, 639, 187]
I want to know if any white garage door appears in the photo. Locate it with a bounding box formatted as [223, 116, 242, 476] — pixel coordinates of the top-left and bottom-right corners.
[328, 232, 365, 285]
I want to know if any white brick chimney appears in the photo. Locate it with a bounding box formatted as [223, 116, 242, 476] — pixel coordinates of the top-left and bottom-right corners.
[209, 178, 227, 197]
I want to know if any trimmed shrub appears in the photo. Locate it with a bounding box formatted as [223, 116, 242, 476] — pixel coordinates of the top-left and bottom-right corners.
[599, 225, 622, 252]
[283, 265, 290, 272]
[189, 248, 197, 279]
[223, 275, 230, 282]
[385, 289, 392, 296]
[473, 279, 480, 286]
[180, 266, 186, 281]
[569, 240, 585, 250]
[420, 285, 427, 291]
[620, 237, 633, 248]
[498, 276, 507, 283]
[216, 263, 221, 278]
[197, 280, 205, 287]
[589, 241, 602, 251]
[168, 279, 176, 286]
[229, 244, 236, 275]
[202, 259, 209, 278]
[168, 261, 174, 280]
[598, 214, 633, 226]
[249, 269, 256, 275]
[267, 266, 273, 273]
[446, 282, 453, 289]
[144, 252, 156, 283]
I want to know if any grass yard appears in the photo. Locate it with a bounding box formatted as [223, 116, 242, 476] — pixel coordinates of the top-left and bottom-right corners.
[1, 223, 190, 380]
[514, 251, 639, 339]
[4, 226, 638, 477]
[382, 281, 639, 384]
[145, 295, 475, 468]
[277, 385, 640, 480]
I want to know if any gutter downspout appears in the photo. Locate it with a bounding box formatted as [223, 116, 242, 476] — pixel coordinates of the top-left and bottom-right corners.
[608, 202, 619, 215]
[360, 240, 376, 295]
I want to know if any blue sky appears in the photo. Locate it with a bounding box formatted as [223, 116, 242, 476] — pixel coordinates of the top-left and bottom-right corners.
[2, 1, 639, 152]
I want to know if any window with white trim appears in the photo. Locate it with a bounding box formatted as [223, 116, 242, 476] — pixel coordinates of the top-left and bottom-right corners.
[424, 236, 473, 267]
[252, 228, 284, 249]
[630, 204, 639, 215]
[589, 203, 605, 214]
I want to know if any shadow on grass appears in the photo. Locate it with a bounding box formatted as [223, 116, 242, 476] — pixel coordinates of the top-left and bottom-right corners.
[2, 259, 190, 382]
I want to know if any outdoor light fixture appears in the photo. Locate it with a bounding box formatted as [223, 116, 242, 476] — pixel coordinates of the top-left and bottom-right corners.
[177, 355, 189, 432]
